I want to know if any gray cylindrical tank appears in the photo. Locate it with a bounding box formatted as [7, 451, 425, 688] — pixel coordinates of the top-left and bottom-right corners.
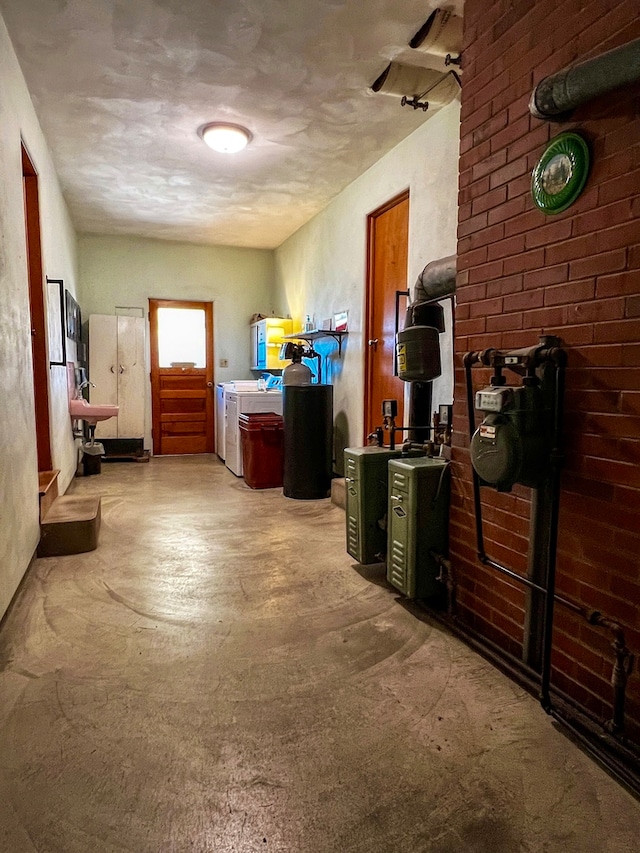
[283, 384, 333, 499]
[283, 360, 312, 385]
[396, 325, 442, 382]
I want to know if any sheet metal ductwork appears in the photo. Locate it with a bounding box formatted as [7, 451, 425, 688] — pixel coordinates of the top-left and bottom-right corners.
[530, 37, 640, 120]
[412, 254, 457, 304]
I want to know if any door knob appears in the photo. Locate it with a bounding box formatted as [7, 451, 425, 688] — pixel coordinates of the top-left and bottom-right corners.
[206, 381, 213, 387]
[368, 338, 379, 348]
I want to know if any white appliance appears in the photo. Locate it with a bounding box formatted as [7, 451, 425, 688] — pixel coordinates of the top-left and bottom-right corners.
[225, 389, 283, 476]
[216, 381, 261, 459]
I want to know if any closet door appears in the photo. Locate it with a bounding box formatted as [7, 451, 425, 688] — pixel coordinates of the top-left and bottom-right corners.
[90, 314, 119, 439]
[117, 316, 145, 438]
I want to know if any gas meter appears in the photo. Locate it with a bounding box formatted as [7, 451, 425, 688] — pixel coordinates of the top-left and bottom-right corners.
[470, 382, 551, 492]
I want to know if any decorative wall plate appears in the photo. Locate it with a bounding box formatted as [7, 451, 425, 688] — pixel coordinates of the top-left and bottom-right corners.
[531, 132, 590, 214]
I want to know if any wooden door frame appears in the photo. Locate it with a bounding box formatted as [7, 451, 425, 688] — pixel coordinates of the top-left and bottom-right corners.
[364, 188, 410, 441]
[22, 142, 53, 472]
[149, 298, 215, 454]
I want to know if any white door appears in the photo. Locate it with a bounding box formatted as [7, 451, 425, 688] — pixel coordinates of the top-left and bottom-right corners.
[116, 316, 145, 438]
[89, 315, 118, 438]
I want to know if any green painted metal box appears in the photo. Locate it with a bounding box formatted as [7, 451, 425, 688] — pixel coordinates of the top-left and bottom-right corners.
[344, 446, 423, 565]
[386, 457, 450, 599]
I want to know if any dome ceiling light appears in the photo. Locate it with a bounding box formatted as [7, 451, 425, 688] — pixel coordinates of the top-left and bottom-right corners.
[199, 123, 252, 153]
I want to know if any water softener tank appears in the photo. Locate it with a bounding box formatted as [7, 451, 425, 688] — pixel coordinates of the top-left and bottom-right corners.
[283, 384, 333, 499]
[396, 325, 442, 382]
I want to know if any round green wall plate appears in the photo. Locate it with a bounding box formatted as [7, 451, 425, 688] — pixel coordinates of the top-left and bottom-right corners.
[531, 132, 590, 214]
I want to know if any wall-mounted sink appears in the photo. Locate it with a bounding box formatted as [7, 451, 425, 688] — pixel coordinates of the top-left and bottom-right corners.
[69, 399, 119, 425]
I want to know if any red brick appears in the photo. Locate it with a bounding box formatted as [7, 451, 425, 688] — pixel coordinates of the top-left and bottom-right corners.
[486, 274, 523, 297]
[487, 233, 526, 261]
[456, 317, 487, 336]
[469, 296, 504, 319]
[595, 271, 640, 298]
[505, 289, 544, 312]
[473, 111, 509, 146]
[572, 199, 634, 237]
[577, 344, 625, 367]
[566, 297, 625, 324]
[598, 168, 640, 206]
[487, 311, 524, 332]
[522, 264, 568, 289]
[594, 319, 640, 344]
[553, 323, 594, 346]
[544, 279, 595, 306]
[458, 246, 488, 271]
[490, 113, 531, 155]
[544, 234, 599, 266]
[488, 196, 527, 227]
[570, 249, 627, 280]
[471, 185, 508, 216]
[504, 209, 544, 238]
[522, 306, 565, 329]
[459, 176, 491, 205]
[596, 221, 640, 254]
[458, 210, 489, 238]
[471, 149, 508, 182]
[489, 156, 529, 191]
[468, 259, 504, 285]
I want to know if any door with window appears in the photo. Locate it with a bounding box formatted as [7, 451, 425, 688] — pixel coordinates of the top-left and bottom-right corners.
[149, 299, 214, 454]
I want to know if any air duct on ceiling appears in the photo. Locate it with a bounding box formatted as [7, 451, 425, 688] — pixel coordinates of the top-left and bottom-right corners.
[410, 9, 463, 62]
[530, 37, 640, 120]
[370, 62, 461, 109]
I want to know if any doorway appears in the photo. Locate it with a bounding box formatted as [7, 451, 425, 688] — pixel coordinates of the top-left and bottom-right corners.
[149, 299, 215, 454]
[22, 143, 53, 473]
[364, 190, 409, 440]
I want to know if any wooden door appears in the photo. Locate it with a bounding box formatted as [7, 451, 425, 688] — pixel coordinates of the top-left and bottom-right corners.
[364, 191, 409, 440]
[149, 299, 214, 455]
[22, 143, 52, 472]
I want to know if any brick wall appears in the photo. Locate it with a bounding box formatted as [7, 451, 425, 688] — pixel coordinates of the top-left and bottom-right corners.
[453, 0, 640, 739]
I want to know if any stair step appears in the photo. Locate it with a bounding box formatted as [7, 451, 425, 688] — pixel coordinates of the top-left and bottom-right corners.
[38, 469, 60, 522]
[38, 495, 101, 557]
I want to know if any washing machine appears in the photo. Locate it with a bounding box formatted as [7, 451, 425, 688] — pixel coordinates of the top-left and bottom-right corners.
[216, 380, 260, 459]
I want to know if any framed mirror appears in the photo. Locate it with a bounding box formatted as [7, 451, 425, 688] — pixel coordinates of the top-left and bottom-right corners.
[65, 289, 82, 342]
[46, 278, 66, 366]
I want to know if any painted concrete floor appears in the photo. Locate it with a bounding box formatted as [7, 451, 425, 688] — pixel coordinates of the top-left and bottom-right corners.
[1, 455, 639, 853]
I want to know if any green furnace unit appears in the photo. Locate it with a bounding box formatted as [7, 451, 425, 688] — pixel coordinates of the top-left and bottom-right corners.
[345, 446, 425, 565]
[386, 457, 450, 600]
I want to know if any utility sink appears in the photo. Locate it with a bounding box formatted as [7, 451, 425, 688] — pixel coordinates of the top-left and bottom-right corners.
[69, 399, 119, 425]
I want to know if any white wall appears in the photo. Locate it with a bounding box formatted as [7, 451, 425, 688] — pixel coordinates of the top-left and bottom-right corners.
[77, 235, 275, 450]
[274, 102, 460, 469]
[0, 13, 81, 620]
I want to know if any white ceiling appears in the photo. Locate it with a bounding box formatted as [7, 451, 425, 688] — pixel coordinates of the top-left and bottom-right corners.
[1, 0, 463, 249]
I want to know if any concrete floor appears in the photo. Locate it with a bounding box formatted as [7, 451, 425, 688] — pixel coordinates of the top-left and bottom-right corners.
[1, 455, 639, 853]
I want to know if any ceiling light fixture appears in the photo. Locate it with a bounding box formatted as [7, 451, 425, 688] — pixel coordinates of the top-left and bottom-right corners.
[199, 122, 252, 153]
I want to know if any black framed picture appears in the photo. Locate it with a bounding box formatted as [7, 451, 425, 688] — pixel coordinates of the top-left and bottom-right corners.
[46, 278, 66, 366]
[65, 289, 82, 342]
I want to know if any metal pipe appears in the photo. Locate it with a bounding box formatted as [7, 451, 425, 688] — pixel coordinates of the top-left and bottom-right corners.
[586, 611, 635, 735]
[463, 354, 487, 561]
[413, 254, 457, 303]
[530, 37, 640, 119]
[431, 551, 456, 617]
[539, 353, 566, 712]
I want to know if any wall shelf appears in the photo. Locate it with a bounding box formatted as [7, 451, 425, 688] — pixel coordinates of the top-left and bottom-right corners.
[284, 330, 348, 356]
